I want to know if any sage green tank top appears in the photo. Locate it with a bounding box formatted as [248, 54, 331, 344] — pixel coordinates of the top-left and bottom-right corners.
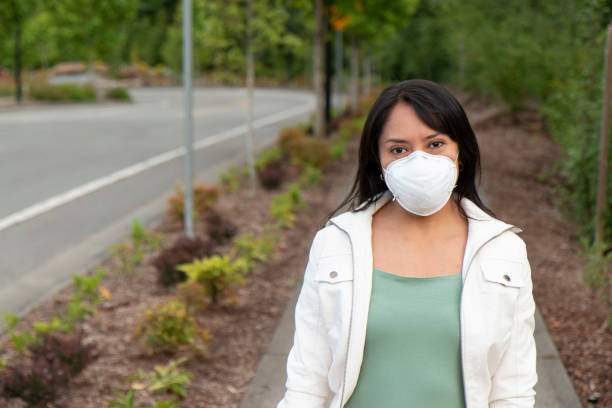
[344, 268, 465, 408]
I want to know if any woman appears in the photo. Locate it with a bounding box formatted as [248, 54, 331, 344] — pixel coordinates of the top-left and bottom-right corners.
[277, 79, 537, 408]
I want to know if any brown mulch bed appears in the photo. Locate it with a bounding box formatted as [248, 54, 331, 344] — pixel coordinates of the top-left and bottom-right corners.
[1, 95, 610, 407]
[0, 128, 359, 408]
[474, 107, 611, 406]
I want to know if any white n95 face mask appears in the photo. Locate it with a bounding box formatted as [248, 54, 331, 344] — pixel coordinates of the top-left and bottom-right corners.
[382, 150, 458, 216]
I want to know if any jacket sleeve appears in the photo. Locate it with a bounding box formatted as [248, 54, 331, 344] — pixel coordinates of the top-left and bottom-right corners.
[277, 230, 332, 408]
[489, 238, 537, 408]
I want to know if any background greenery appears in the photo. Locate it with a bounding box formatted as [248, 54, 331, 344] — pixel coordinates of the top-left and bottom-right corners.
[0, 0, 609, 245]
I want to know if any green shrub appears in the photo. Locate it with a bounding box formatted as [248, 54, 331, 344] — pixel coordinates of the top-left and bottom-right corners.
[29, 82, 96, 102]
[297, 165, 323, 189]
[257, 158, 286, 190]
[330, 139, 348, 161]
[177, 255, 246, 304]
[167, 183, 220, 225]
[153, 236, 213, 286]
[269, 183, 305, 228]
[136, 300, 210, 356]
[147, 358, 192, 397]
[105, 86, 132, 101]
[111, 220, 163, 274]
[289, 137, 330, 169]
[277, 127, 306, 155]
[219, 164, 242, 192]
[231, 230, 279, 272]
[255, 146, 283, 172]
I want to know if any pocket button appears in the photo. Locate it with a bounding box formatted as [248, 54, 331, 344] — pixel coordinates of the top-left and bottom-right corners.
[503, 274, 511, 282]
[329, 271, 338, 279]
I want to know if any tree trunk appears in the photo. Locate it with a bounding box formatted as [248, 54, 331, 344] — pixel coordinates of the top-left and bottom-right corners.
[350, 38, 359, 113]
[245, 0, 256, 195]
[363, 52, 371, 100]
[335, 29, 344, 111]
[14, 23, 22, 104]
[313, 0, 325, 138]
[324, 14, 332, 126]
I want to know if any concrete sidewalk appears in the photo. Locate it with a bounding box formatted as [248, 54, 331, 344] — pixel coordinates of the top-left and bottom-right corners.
[240, 289, 584, 408]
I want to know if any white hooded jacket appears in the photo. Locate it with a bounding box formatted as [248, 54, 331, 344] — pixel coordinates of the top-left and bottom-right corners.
[277, 191, 537, 408]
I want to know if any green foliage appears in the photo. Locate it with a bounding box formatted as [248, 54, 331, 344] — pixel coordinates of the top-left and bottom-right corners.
[269, 183, 305, 228]
[28, 82, 97, 102]
[109, 389, 136, 408]
[154, 236, 212, 286]
[580, 241, 611, 330]
[148, 358, 192, 397]
[380, 0, 612, 245]
[105, 86, 132, 101]
[177, 255, 246, 304]
[111, 220, 163, 274]
[329, 139, 348, 161]
[219, 164, 242, 192]
[297, 165, 323, 189]
[2, 313, 36, 352]
[167, 183, 220, 225]
[137, 300, 210, 356]
[255, 146, 284, 172]
[231, 230, 279, 272]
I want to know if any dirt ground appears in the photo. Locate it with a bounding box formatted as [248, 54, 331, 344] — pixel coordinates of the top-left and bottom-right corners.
[1, 96, 609, 407]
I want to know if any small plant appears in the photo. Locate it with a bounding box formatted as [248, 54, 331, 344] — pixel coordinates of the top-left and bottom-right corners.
[202, 207, 238, 245]
[111, 241, 143, 274]
[193, 183, 220, 215]
[297, 165, 323, 189]
[255, 146, 284, 172]
[136, 300, 210, 356]
[3, 312, 37, 352]
[580, 241, 612, 331]
[0, 330, 96, 406]
[131, 219, 165, 254]
[148, 358, 192, 397]
[29, 330, 96, 377]
[219, 164, 242, 191]
[109, 389, 136, 408]
[176, 281, 209, 313]
[167, 183, 219, 224]
[277, 127, 306, 156]
[232, 230, 278, 272]
[257, 158, 286, 190]
[111, 221, 163, 274]
[105, 86, 132, 101]
[177, 255, 246, 304]
[269, 183, 305, 228]
[290, 136, 330, 170]
[153, 236, 213, 286]
[330, 138, 348, 161]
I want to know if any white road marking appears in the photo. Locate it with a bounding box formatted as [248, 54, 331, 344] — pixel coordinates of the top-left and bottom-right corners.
[0, 103, 313, 232]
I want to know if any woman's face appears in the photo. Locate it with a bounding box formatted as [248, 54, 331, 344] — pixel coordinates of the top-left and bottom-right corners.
[378, 101, 460, 171]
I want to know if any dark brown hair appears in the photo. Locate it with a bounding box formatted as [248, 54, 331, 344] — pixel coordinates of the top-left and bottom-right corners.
[328, 79, 493, 220]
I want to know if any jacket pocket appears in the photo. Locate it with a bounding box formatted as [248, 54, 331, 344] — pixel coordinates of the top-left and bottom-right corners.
[480, 258, 527, 289]
[314, 255, 353, 283]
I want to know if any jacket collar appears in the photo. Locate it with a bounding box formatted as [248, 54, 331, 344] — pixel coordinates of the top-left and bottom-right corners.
[327, 190, 522, 275]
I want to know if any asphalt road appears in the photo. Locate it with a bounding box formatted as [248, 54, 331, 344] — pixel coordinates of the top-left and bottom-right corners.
[0, 87, 314, 315]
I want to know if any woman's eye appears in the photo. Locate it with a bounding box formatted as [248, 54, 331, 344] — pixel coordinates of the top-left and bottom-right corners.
[391, 147, 407, 154]
[429, 141, 444, 149]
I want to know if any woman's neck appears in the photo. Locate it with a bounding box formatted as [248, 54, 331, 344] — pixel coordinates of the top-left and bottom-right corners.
[381, 198, 466, 238]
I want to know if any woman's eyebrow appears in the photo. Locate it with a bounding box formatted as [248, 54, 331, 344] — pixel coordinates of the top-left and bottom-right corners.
[383, 133, 440, 144]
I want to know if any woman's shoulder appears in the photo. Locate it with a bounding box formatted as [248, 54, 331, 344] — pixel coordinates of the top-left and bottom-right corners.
[308, 219, 353, 260]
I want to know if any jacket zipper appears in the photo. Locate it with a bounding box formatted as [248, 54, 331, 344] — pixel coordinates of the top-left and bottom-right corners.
[459, 226, 515, 407]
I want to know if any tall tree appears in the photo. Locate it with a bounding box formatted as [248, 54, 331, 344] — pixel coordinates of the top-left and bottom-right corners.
[0, 0, 35, 103]
[47, 0, 138, 74]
